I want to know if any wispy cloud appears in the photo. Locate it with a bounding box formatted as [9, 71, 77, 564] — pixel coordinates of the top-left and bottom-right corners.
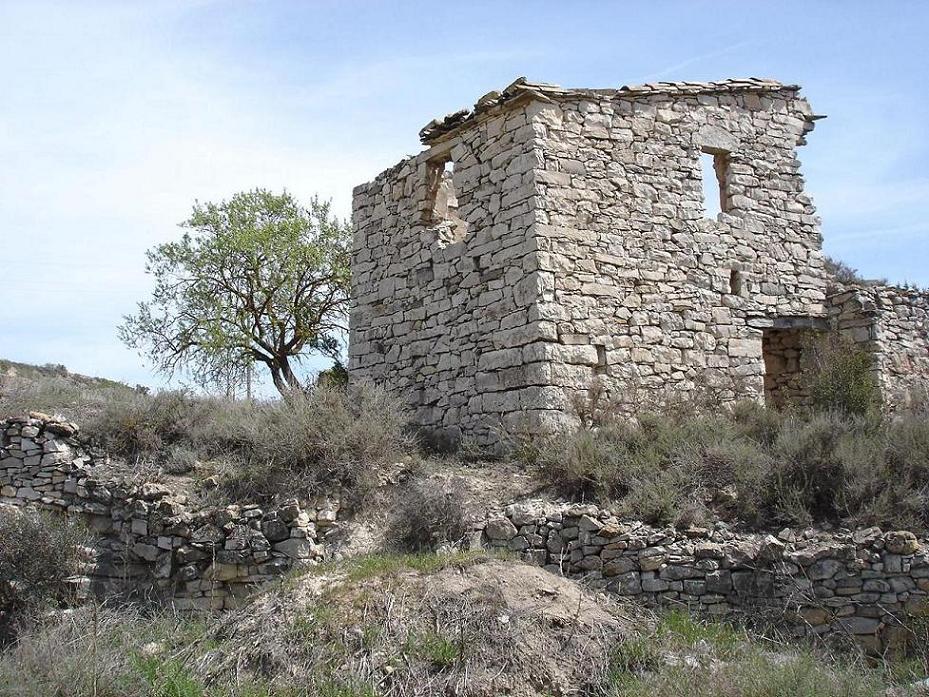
[631, 40, 759, 83]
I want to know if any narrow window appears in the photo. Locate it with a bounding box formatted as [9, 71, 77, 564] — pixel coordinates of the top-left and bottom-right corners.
[700, 148, 730, 218]
[425, 157, 468, 244]
[730, 269, 743, 295]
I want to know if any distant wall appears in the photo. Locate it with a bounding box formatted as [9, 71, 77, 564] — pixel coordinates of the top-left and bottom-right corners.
[0, 415, 340, 610]
[829, 284, 929, 408]
[481, 501, 928, 654]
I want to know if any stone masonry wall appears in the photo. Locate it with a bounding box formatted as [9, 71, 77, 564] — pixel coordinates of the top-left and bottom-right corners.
[350, 93, 547, 445]
[0, 415, 340, 610]
[481, 501, 928, 653]
[350, 78, 829, 443]
[530, 83, 827, 416]
[829, 284, 929, 409]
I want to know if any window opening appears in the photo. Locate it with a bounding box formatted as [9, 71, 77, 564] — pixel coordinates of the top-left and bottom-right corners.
[730, 269, 743, 295]
[701, 148, 730, 218]
[425, 157, 469, 245]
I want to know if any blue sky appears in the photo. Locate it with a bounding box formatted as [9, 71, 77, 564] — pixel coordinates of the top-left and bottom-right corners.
[1, 0, 927, 391]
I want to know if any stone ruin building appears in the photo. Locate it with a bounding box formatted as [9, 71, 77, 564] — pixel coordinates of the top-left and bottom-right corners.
[349, 77, 929, 444]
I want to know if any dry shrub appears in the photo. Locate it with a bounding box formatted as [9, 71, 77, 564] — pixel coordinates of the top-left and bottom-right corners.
[212, 382, 415, 503]
[387, 476, 474, 551]
[0, 507, 88, 643]
[527, 401, 929, 530]
[2, 372, 415, 504]
[2, 362, 415, 505]
[85, 390, 205, 461]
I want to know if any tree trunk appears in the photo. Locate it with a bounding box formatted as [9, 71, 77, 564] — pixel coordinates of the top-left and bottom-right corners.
[280, 355, 303, 393]
[268, 364, 289, 397]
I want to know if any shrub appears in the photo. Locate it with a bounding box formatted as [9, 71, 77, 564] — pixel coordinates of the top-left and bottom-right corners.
[387, 476, 474, 551]
[526, 401, 929, 530]
[532, 412, 774, 526]
[824, 256, 869, 286]
[803, 332, 880, 416]
[2, 367, 415, 504]
[85, 390, 205, 462]
[212, 382, 415, 503]
[0, 507, 88, 642]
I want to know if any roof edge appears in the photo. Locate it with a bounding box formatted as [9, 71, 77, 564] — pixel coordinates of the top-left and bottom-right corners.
[419, 76, 802, 145]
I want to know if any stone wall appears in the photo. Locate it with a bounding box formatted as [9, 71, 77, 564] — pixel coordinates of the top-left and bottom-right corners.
[531, 81, 827, 418]
[829, 284, 929, 409]
[350, 78, 829, 443]
[0, 415, 340, 610]
[761, 328, 814, 407]
[481, 501, 928, 653]
[349, 90, 546, 446]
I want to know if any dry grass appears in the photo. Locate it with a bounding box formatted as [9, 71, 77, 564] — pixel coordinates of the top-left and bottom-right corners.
[1, 368, 415, 504]
[0, 555, 922, 697]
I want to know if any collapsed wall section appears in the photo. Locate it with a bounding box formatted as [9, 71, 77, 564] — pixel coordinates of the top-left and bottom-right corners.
[529, 83, 829, 413]
[0, 415, 340, 610]
[829, 284, 929, 408]
[349, 102, 554, 444]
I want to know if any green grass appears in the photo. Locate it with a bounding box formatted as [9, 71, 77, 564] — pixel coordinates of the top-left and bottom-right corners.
[290, 550, 499, 586]
[405, 631, 461, 668]
[656, 610, 742, 656]
[601, 611, 909, 697]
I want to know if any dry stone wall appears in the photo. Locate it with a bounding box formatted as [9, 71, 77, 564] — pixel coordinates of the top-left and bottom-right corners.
[350, 95, 546, 446]
[829, 284, 929, 408]
[480, 502, 928, 653]
[350, 78, 830, 443]
[530, 82, 827, 419]
[0, 415, 340, 610]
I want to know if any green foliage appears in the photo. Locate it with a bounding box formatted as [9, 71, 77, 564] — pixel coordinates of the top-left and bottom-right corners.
[134, 656, 205, 697]
[315, 550, 492, 583]
[602, 611, 896, 697]
[655, 610, 741, 656]
[803, 332, 880, 416]
[406, 631, 461, 668]
[316, 361, 349, 388]
[119, 189, 351, 396]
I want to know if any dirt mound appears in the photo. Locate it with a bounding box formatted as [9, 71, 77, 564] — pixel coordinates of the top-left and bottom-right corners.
[191, 554, 635, 696]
